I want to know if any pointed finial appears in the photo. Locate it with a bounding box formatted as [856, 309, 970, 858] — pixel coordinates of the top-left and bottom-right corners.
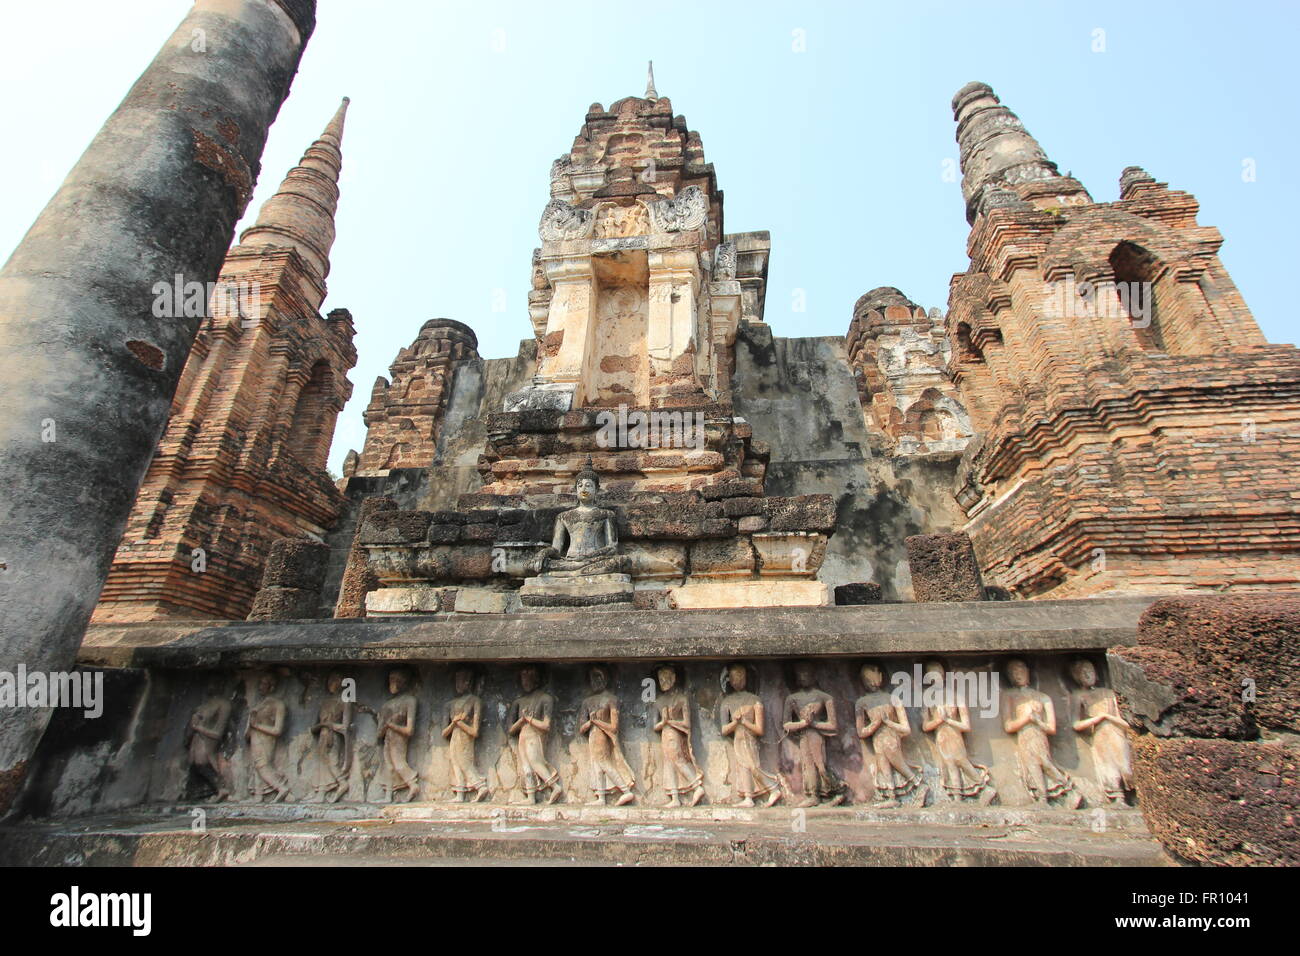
[321, 96, 350, 147]
[238, 96, 351, 288]
[645, 61, 658, 102]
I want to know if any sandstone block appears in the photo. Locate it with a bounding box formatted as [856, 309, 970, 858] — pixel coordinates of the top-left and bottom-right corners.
[1108, 646, 1252, 739]
[752, 531, 826, 577]
[258, 538, 330, 591]
[1132, 736, 1299, 866]
[722, 496, 764, 517]
[452, 588, 511, 614]
[247, 587, 319, 621]
[365, 587, 442, 615]
[701, 479, 763, 501]
[835, 582, 882, 605]
[668, 579, 830, 609]
[359, 510, 433, 545]
[904, 532, 984, 602]
[1135, 595, 1300, 734]
[764, 495, 837, 532]
[689, 537, 755, 578]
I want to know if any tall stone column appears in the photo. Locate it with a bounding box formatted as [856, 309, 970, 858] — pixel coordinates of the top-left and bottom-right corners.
[0, 0, 317, 811]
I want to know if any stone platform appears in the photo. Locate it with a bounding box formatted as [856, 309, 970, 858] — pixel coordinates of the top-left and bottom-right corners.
[78, 596, 1152, 667]
[0, 804, 1168, 867]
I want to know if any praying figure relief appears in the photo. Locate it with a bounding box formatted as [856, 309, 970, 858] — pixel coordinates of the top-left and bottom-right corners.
[919, 660, 995, 804]
[1069, 659, 1134, 805]
[1002, 658, 1081, 808]
[652, 664, 705, 807]
[186, 681, 231, 802]
[579, 665, 636, 805]
[782, 661, 847, 807]
[442, 667, 490, 803]
[719, 663, 781, 808]
[246, 672, 292, 802]
[376, 668, 420, 803]
[855, 662, 925, 807]
[311, 672, 353, 803]
[506, 665, 564, 804]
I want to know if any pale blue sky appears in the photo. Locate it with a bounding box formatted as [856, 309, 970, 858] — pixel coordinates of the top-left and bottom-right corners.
[3, 1, 1297, 472]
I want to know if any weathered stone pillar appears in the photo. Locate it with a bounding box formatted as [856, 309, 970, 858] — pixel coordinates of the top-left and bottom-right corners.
[647, 248, 701, 403]
[537, 257, 597, 402]
[0, 0, 317, 812]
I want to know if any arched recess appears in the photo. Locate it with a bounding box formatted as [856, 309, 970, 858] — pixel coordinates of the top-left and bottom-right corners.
[1108, 241, 1168, 353]
[284, 359, 334, 468]
[904, 387, 972, 444]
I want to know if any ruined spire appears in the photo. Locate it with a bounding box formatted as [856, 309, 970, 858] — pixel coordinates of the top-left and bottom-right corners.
[952, 82, 1078, 224]
[645, 60, 658, 102]
[239, 96, 350, 281]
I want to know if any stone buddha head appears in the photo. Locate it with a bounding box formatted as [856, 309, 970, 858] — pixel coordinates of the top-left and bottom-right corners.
[575, 457, 599, 504]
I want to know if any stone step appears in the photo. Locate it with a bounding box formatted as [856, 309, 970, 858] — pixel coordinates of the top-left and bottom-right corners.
[0, 809, 1171, 867]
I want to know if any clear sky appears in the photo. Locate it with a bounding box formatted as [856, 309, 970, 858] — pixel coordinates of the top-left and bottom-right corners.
[3, 1, 1297, 473]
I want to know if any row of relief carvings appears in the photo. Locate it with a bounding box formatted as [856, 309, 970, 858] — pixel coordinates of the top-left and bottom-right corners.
[185, 658, 1133, 809]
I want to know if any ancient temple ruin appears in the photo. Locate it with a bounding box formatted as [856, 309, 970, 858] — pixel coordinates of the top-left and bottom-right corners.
[1, 8, 1296, 868]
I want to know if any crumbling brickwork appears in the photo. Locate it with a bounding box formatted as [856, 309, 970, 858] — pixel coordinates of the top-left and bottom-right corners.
[845, 287, 972, 456]
[945, 82, 1300, 598]
[93, 101, 357, 622]
[355, 319, 479, 473]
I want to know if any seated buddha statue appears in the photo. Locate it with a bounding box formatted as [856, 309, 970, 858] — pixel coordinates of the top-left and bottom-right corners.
[530, 458, 629, 577]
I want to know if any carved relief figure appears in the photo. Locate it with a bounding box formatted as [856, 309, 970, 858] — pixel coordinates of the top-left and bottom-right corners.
[186, 680, 232, 802]
[376, 668, 420, 803]
[311, 672, 353, 803]
[442, 667, 490, 803]
[593, 203, 649, 238]
[506, 665, 564, 804]
[782, 661, 847, 807]
[919, 660, 994, 804]
[579, 664, 636, 805]
[855, 662, 926, 807]
[530, 459, 628, 576]
[1002, 658, 1081, 808]
[1069, 659, 1134, 805]
[246, 672, 292, 803]
[652, 664, 705, 807]
[719, 663, 781, 808]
